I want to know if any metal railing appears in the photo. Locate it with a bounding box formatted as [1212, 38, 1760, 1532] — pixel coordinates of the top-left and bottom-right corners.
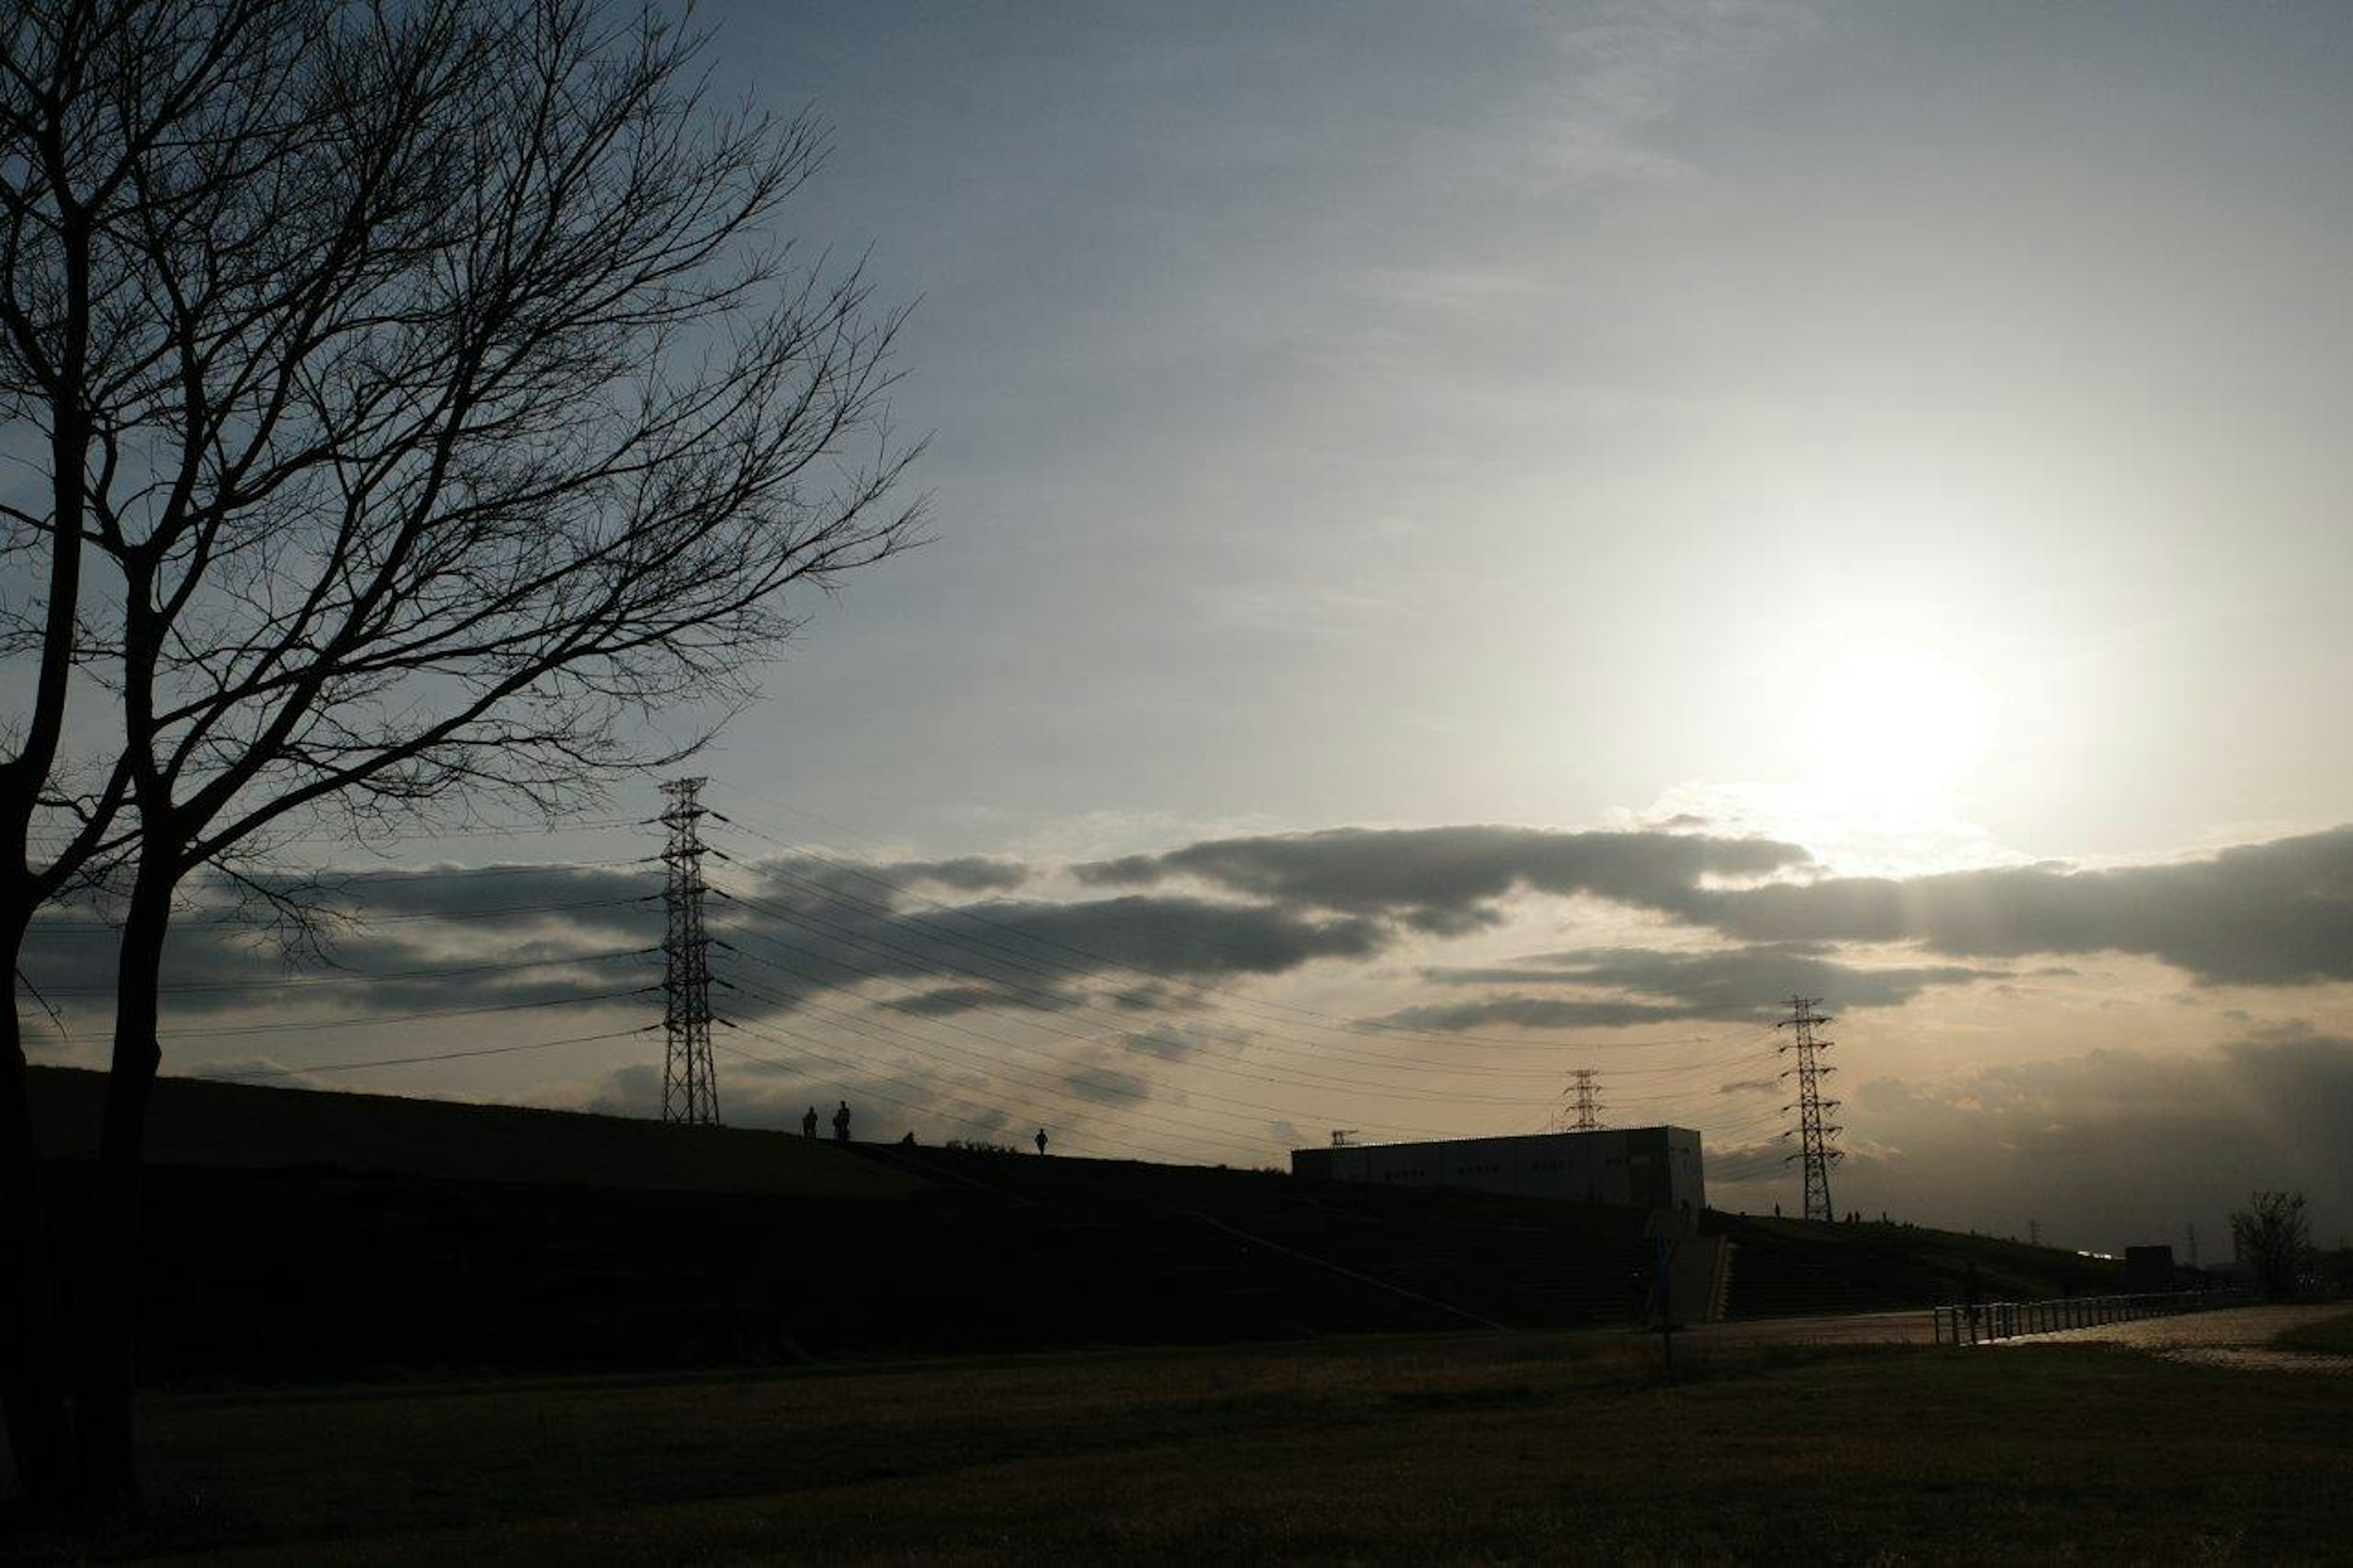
[1932, 1287, 2254, 1345]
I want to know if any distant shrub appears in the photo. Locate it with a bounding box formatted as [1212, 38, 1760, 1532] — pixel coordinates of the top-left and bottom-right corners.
[2232, 1190, 2313, 1300]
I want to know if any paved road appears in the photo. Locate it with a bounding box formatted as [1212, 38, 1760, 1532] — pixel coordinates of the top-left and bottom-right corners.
[2009, 1301, 2353, 1372]
[1675, 1301, 2351, 1364]
[1680, 1308, 1938, 1346]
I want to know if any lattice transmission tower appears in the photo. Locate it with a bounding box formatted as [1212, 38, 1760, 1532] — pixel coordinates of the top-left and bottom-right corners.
[659, 777, 721, 1124]
[1567, 1067, 1604, 1132]
[1776, 994, 1841, 1222]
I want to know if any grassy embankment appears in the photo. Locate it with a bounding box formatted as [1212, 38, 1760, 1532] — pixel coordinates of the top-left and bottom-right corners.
[42, 1322, 2353, 1562]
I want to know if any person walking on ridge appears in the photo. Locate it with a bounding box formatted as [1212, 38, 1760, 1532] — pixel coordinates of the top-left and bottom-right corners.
[832, 1100, 852, 1143]
[1034, 1128, 1049, 1156]
[801, 1105, 819, 1138]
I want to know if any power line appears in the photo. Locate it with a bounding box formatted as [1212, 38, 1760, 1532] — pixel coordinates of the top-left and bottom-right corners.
[32, 947, 653, 997]
[724, 943, 1781, 1169]
[23, 786, 1828, 1175]
[714, 860, 1770, 1102]
[701, 797, 1746, 1053]
[159, 985, 650, 1039]
[711, 906, 1741, 1131]
[723, 972, 1480, 1149]
[716, 1002, 1267, 1163]
[705, 880, 1799, 1158]
[709, 879, 1792, 1151]
[198, 1025, 655, 1080]
[29, 893, 651, 933]
[27, 816, 647, 854]
[711, 1031, 1196, 1165]
[719, 915, 1563, 1111]
[209, 861, 652, 888]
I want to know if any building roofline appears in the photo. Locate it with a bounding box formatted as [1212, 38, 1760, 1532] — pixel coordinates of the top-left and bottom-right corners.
[1294, 1126, 1702, 1158]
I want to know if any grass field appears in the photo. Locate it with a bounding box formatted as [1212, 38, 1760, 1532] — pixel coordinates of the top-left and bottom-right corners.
[2275, 1308, 2353, 1357]
[36, 1308, 2349, 1563]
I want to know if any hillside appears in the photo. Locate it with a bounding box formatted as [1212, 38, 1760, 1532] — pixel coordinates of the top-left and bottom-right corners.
[22, 1068, 2128, 1384]
[1710, 1210, 2128, 1315]
[860, 1141, 2129, 1318]
[28, 1066, 925, 1199]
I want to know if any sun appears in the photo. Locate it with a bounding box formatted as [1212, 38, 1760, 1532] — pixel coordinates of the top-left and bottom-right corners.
[1807, 646, 1994, 814]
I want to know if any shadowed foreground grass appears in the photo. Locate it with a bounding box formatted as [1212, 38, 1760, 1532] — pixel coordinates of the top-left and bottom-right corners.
[2275, 1308, 2353, 1357]
[61, 1328, 2353, 1562]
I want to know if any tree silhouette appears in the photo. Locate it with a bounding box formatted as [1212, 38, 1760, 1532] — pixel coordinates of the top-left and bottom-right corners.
[2230, 1189, 2311, 1301]
[0, 0, 920, 1504]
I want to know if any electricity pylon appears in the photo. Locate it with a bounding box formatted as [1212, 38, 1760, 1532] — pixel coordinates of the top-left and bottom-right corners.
[659, 777, 720, 1124]
[1568, 1067, 1604, 1132]
[1776, 995, 1840, 1222]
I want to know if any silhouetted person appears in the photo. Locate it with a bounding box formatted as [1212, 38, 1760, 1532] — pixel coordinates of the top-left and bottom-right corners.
[1773, 1202, 1781, 1219]
[900, 1131, 916, 1148]
[832, 1100, 851, 1143]
[1035, 1128, 1049, 1156]
[801, 1105, 818, 1138]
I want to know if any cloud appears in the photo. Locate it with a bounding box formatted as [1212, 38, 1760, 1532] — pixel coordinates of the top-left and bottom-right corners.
[892, 983, 1083, 1018]
[1075, 825, 1811, 931]
[1377, 994, 1696, 1032]
[23, 849, 1397, 1070]
[882, 856, 1030, 895]
[1107, 982, 1189, 1013]
[1521, 0, 1821, 189]
[1402, 942, 2004, 1028]
[34, 822, 2353, 1088]
[32, 817, 2351, 1244]
[1809, 1028, 2353, 1246]
[1680, 825, 2353, 987]
[1058, 1053, 1154, 1110]
[20, 862, 661, 1029]
[735, 854, 1029, 911]
[1074, 820, 2353, 998]
[725, 860, 1391, 1018]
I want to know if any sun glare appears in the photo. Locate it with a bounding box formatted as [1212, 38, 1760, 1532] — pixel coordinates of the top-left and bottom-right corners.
[1808, 646, 1993, 814]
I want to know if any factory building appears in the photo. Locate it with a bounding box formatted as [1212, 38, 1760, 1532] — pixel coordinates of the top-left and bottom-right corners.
[1290, 1126, 1706, 1211]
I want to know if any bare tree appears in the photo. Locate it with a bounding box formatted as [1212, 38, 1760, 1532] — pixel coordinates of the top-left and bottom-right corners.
[0, 0, 921, 1504]
[2230, 1189, 2311, 1301]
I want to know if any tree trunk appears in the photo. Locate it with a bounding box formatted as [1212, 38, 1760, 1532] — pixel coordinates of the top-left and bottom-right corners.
[74, 879, 169, 1508]
[0, 907, 70, 1511]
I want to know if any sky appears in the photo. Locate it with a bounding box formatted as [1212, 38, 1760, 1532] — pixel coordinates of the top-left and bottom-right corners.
[18, 1, 2353, 1254]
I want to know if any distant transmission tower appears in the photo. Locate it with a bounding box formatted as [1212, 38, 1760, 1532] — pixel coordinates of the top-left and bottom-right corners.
[1776, 995, 1841, 1222]
[659, 777, 721, 1125]
[1568, 1067, 1604, 1132]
